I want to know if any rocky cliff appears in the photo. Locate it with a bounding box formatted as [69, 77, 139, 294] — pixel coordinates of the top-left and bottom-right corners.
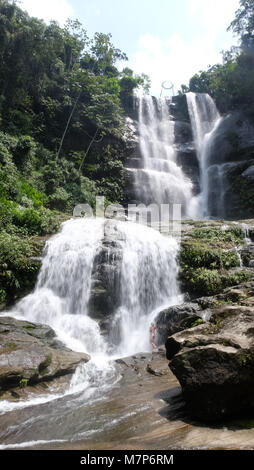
[159, 220, 254, 421]
[124, 95, 254, 220]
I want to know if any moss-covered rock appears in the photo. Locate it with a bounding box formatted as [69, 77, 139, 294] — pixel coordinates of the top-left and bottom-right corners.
[179, 221, 254, 297]
[180, 267, 252, 297]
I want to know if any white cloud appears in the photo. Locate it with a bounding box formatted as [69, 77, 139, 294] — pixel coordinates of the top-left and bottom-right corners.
[21, 0, 73, 26]
[130, 0, 240, 96]
[189, 0, 239, 32]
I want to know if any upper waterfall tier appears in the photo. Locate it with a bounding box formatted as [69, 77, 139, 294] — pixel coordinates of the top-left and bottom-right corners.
[125, 96, 194, 217]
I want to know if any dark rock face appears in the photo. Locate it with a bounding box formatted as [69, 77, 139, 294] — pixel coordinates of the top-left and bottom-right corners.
[207, 112, 254, 167]
[88, 221, 123, 325]
[0, 316, 90, 395]
[155, 302, 203, 344]
[174, 121, 193, 144]
[124, 98, 254, 219]
[176, 145, 200, 195]
[166, 304, 254, 421]
[222, 159, 254, 219]
[203, 112, 254, 219]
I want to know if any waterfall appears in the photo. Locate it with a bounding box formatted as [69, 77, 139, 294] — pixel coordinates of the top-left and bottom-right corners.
[10, 218, 108, 356]
[8, 217, 180, 359]
[130, 96, 193, 215]
[108, 219, 180, 356]
[186, 92, 222, 218]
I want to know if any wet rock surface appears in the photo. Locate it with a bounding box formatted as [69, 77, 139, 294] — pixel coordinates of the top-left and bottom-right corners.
[0, 316, 90, 399]
[166, 287, 254, 421]
[155, 303, 203, 344]
[19, 349, 254, 450]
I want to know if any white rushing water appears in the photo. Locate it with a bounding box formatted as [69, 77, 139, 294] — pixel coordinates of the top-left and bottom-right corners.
[107, 219, 180, 356]
[10, 217, 180, 357]
[132, 96, 193, 215]
[186, 92, 222, 218]
[10, 217, 108, 356]
[1, 216, 180, 412]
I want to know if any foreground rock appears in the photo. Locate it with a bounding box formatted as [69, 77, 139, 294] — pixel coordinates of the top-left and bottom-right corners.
[0, 316, 90, 400]
[166, 302, 254, 421]
[155, 302, 204, 344]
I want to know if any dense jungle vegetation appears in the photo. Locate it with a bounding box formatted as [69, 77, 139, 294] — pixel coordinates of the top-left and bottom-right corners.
[0, 0, 150, 305]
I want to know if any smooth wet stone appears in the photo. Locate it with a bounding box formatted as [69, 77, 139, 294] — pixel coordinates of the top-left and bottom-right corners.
[166, 303, 254, 421]
[0, 316, 90, 395]
[155, 302, 203, 344]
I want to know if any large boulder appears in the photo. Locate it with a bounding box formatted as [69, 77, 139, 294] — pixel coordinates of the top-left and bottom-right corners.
[0, 316, 90, 396]
[166, 304, 254, 421]
[155, 302, 203, 344]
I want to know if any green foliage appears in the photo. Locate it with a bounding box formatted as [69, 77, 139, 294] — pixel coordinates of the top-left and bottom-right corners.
[228, 0, 254, 51]
[19, 378, 28, 389]
[0, 0, 148, 211]
[19, 183, 48, 208]
[119, 68, 151, 110]
[190, 227, 245, 245]
[12, 207, 60, 235]
[48, 187, 71, 211]
[180, 224, 253, 297]
[191, 318, 204, 328]
[181, 243, 240, 270]
[0, 2, 151, 307]
[0, 230, 39, 305]
[13, 135, 36, 170]
[0, 199, 16, 230]
[180, 267, 252, 297]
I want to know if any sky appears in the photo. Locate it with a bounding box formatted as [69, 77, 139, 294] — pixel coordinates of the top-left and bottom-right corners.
[20, 0, 240, 96]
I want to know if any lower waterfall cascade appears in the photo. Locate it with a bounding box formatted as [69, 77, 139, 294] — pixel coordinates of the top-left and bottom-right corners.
[0, 217, 181, 415]
[9, 217, 180, 357]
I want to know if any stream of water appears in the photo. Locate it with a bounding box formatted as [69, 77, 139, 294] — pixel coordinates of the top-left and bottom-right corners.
[186, 92, 222, 218]
[130, 96, 193, 215]
[0, 216, 181, 448]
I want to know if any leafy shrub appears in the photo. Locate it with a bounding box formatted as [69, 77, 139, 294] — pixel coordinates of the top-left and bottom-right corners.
[64, 177, 97, 210]
[181, 244, 240, 270]
[180, 268, 252, 297]
[0, 153, 20, 200]
[0, 199, 16, 230]
[49, 187, 70, 211]
[13, 135, 36, 170]
[12, 207, 60, 235]
[19, 182, 48, 208]
[0, 231, 39, 305]
[191, 227, 244, 244]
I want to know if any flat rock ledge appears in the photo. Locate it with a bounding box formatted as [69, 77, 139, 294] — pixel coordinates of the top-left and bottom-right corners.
[166, 301, 254, 421]
[0, 316, 90, 401]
